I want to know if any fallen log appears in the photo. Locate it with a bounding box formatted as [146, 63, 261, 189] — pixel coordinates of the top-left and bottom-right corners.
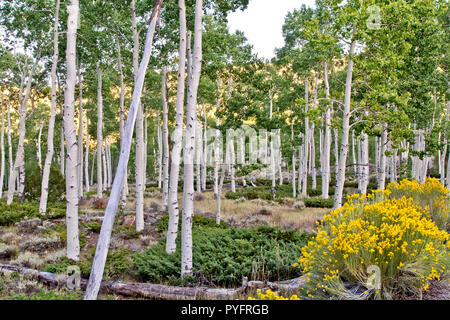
[0, 264, 305, 300]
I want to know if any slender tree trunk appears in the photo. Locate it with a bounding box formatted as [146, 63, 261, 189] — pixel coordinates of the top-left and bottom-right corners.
[216, 164, 225, 225]
[378, 125, 388, 189]
[96, 62, 103, 199]
[64, 0, 80, 261]
[60, 123, 65, 176]
[333, 37, 356, 208]
[0, 95, 5, 198]
[84, 0, 163, 300]
[7, 52, 40, 204]
[291, 123, 296, 198]
[360, 131, 369, 194]
[37, 123, 43, 169]
[157, 111, 162, 189]
[301, 79, 309, 197]
[181, 0, 203, 277]
[132, 0, 145, 230]
[116, 34, 128, 207]
[77, 65, 83, 198]
[166, 3, 187, 253]
[322, 61, 331, 199]
[311, 73, 318, 190]
[201, 100, 207, 191]
[84, 117, 90, 193]
[6, 98, 12, 201]
[160, 66, 170, 211]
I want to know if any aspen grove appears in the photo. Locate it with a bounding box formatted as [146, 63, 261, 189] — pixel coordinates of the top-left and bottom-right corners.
[0, 0, 449, 301]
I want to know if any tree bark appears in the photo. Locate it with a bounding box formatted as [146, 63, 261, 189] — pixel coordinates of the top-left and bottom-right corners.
[322, 61, 331, 199]
[333, 36, 356, 208]
[77, 65, 83, 198]
[166, 1, 187, 253]
[0, 95, 5, 197]
[160, 66, 170, 211]
[96, 62, 103, 199]
[181, 0, 203, 277]
[64, 0, 80, 261]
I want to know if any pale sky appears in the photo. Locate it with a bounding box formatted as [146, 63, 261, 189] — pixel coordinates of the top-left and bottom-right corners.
[228, 0, 316, 60]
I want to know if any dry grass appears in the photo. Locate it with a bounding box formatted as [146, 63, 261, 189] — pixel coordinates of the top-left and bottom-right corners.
[138, 190, 329, 232]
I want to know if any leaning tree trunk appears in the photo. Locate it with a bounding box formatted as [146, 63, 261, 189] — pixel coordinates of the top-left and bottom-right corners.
[181, 0, 203, 277]
[166, 1, 187, 254]
[333, 37, 356, 208]
[64, 0, 80, 261]
[96, 62, 103, 199]
[84, 0, 163, 300]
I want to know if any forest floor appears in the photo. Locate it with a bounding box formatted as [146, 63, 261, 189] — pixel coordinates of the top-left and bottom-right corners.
[1, 184, 449, 300]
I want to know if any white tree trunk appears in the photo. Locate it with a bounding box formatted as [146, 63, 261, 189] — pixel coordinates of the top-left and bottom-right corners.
[322, 61, 331, 199]
[37, 123, 43, 169]
[378, 125, 388, 189]
[84, 117, 90, 193]
[60, 124, 65, 176]
[166, 1, 187, 254]
[64, 0, 80, 261]
[181, 0, 203, 277]
[84, 0, 163, 300]
[77, 66, 83, 198]
[161, 67, 170, 211]
[7, 50, 40, 204]
[291, 123, 296, 198]
[201, 100, 207, 190]
[157, 110, 162, 189]
[310, 73, 318, 190]
[6, 98, 13, 201]
[333, 37, 356, 208]
[359, 131, 369, 194]
[301, 79, 309, 197]
[216, 164, 225, 225]
[96, 62, 103, 199]
[132, 0, 145, 230]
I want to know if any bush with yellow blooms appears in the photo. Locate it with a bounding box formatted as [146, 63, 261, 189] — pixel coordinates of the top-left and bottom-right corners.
[295, 178, 449, 300]
[248, 289, 300, 300]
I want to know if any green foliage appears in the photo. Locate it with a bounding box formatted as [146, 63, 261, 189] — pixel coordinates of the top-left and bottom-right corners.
[85, 221, 101, 233]
[3, 289, 82, 300]
[304, 198, 334, 208]
[157, 214, 228, 234]
[0, 201, 40, 225]
[134, 224, 314, 287]
[45, 247, 133, 281]
[25, 166, 66, 203]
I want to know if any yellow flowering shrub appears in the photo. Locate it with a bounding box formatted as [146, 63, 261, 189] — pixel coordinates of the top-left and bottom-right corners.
[248, 289, 300, 300]
[296, 183, 450, 300]
[386, 178, 449, 230]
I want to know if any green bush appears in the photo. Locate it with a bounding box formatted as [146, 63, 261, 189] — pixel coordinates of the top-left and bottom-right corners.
[157, 214, 228, 234]
[304, 198, 334, 208]
[0, 201, 41, 225]
[134, 224, 314, 287]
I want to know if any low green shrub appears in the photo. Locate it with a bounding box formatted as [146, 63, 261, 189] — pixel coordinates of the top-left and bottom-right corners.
[3, 289, 82, 300]
[134, 224, 314, 287]
[157, 214, 228, 234]
[304, 198, 334, 208]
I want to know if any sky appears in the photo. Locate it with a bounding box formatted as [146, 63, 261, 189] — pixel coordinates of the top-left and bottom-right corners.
[228, 0, 316, 60]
